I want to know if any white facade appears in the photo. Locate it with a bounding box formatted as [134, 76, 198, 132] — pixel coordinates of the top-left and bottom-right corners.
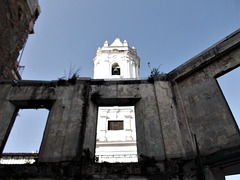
[96, 106, 137, 163]
[94, 38, 140, 163]
[93, 38, 140, 79]
[0, 153, 37, 164]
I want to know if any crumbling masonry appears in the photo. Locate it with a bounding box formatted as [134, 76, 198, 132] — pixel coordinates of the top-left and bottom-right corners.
[0, 1, 240, 179]
[0, 0, 40, 80]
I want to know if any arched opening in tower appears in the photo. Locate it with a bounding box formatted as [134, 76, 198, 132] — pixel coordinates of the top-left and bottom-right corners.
[112, 63, 121, 75]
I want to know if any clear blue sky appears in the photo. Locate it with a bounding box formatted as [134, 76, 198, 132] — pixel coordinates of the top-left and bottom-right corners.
[4, 0, 240, 178]
[20, 0, 240, 80]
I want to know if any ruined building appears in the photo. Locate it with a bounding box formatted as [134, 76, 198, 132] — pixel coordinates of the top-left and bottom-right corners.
[0, 1, 240, 179]
[0, 0, 40, 80]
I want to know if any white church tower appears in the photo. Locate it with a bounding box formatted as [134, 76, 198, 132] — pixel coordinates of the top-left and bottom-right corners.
[93, 38, 140, 79]
[94, 38, 139, 163]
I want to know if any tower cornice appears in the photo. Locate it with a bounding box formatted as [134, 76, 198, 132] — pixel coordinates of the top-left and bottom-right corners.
[93, 38, 140, 79]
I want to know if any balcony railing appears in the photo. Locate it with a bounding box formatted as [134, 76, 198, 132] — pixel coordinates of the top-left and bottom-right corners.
[0, 153, 38, 164]
[95, 154, 138, 163]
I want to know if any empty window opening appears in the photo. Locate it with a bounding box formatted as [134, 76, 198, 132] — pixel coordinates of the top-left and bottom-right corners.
[0, 109, 49, 164]
[112, 63, 120, 75]
[217, 67, 240, 128]
[108, 120, 124, 130]
[95, 106, 138, 163]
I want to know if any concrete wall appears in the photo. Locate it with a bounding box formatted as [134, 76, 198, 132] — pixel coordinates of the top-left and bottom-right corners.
[0, 80, 90, 162]
[168, 29, 240, 157]
[83, 81, 168, 160]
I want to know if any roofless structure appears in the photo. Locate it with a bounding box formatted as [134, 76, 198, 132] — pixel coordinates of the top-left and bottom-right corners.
[0, 1, 240, 179]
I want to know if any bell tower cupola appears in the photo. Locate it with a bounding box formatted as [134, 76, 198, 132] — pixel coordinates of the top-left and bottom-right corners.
[93, 38, 140, 79]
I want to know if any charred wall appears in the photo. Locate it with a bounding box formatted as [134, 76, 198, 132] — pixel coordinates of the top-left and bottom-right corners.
[0, 0, 40, 80]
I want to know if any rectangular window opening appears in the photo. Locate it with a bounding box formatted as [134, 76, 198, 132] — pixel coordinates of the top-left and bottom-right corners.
[108, 120, 124, 130]
[95, 106, 138, 163]
[217, 67, 240, 129]
[0, 108, 49, 164]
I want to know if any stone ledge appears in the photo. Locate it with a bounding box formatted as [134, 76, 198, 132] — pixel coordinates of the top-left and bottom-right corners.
[168, 28, 240, 82]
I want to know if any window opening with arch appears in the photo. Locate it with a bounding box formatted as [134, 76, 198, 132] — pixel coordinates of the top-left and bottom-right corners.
[112, 63, 120, 75]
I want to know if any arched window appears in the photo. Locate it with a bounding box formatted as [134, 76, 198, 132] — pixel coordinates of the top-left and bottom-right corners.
[112, 63, 120, 75]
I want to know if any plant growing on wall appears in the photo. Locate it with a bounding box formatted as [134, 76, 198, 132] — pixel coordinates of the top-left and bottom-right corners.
[148, 62, 166, 81]
[58, 65, 81, 85]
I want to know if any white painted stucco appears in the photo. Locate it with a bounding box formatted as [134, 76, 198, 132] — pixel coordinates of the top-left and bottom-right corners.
[93, 38, 140, 79]
[94, 38, 140, 162]
[95, 106, 137, 163]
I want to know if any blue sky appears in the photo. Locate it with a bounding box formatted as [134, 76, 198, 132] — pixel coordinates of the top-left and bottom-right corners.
[20, 0, 240, 80]
[4, 0, 240, 178]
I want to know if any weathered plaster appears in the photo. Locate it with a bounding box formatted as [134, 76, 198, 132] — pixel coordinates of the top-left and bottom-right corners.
[0, 1, 240, 177]
[0, 0, 40, 80]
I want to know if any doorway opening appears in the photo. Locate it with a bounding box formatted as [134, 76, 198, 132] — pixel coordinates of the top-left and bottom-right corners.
[95, 106, 138, 163]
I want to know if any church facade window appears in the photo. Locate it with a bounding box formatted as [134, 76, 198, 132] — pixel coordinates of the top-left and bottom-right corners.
[108, 120, 124, 130]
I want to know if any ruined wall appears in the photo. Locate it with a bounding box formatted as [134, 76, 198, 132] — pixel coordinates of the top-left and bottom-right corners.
[0, 80, 90, 162]
[0, 27, 240, 179]
[168, 29, 240, 157]
[0, 30, 240, 178]
[0, 0, 40, 80]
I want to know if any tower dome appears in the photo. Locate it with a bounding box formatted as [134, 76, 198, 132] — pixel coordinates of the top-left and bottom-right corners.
[93, 38, 140, 79]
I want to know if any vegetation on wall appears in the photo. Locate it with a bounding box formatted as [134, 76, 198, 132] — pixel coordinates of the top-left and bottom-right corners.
[58, 65, 81, 85]
[148, 62, 167, 81]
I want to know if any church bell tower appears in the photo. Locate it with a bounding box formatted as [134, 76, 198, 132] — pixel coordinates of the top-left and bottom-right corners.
[93, 38, 140, 79]
[94, 38, 139, 163]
